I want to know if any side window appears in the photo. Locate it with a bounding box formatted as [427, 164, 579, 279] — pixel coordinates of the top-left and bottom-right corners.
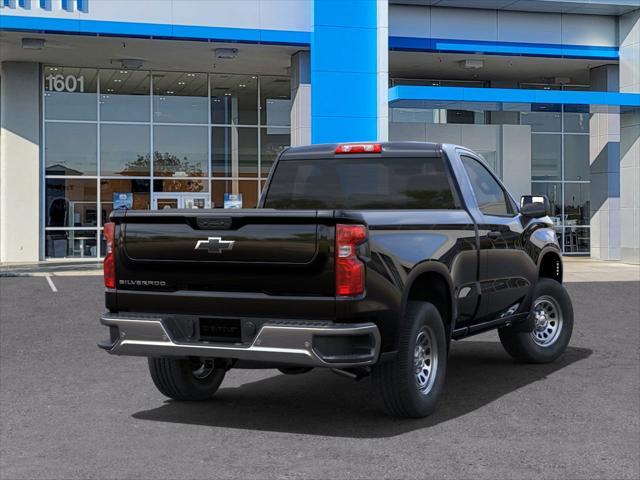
[460, 155, 511, 216]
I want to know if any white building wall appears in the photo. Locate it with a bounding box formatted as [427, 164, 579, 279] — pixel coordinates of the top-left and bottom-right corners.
[619, 9, 640, 264]
[389, 5, 618, 47]
[0, 0, 312, 33]
[0, 62, 41, 263]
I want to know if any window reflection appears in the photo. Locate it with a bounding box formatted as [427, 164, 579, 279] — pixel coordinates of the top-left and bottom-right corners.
[520, 106, 562, 133]
[154, 179, 208, 193]
[101, 125, 150, 176]
[211, 74, 258, 125]
[564, 135, 590, 181]
[44, 66, 98, 121]
[260, 76, 291, 125]
[45, 123, 97, 176]
[43, 68, 293, 259]
[531, 134, 561, 180]
[564, 183, 590, 225]
[100, 70, 150, 122]
[153, 126, 208, 177]
[153, 72, 208, 124]
[260, 127, 290, 176]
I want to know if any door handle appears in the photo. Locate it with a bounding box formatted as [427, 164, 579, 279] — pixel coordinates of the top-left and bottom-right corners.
[487, 230, 502, 239]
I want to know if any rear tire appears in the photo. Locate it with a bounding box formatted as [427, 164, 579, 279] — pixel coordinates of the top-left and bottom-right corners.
[499, 278, 573, 363]
[373, 302, 448, 418]
[148, 357, 226, 401]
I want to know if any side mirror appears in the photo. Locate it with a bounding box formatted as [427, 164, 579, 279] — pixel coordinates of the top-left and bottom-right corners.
[520, 195, 549, 218]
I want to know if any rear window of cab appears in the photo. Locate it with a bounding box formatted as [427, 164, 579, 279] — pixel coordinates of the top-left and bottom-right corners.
[264, 157, 460, 210]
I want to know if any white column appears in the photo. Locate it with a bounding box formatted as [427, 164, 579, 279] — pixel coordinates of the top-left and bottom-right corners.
[619, 10, 640, 264]
[290, 51, 311, 147]
[589, 64, 620, 261]
[0, 62, 41, 263]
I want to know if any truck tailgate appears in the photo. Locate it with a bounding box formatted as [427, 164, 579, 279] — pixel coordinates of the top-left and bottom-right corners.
[109, 209, 337, 316]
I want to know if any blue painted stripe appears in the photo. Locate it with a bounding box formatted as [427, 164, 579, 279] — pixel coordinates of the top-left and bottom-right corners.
[388, 86, 640, 107]
[389, 36, 619, 60]
[0, 15, 311, 46]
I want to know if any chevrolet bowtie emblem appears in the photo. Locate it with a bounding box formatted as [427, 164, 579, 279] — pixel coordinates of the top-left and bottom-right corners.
[194, 236, 235, 254]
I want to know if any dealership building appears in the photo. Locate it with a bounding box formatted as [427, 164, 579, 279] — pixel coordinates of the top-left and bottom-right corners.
[0, 0, 639, 264]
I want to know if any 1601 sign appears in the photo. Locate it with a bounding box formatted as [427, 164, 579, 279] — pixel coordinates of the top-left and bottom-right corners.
[45, 74, 85, 93]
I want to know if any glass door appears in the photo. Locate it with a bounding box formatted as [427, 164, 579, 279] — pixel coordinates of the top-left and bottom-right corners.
[152, 193, 210, 209]
[181, 193, 210, 209]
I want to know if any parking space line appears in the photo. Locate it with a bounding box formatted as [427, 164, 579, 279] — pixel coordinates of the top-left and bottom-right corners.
[45, 275, 58, 293]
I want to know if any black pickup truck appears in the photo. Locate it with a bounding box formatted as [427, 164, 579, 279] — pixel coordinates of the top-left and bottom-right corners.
[99, 142, 573, 418]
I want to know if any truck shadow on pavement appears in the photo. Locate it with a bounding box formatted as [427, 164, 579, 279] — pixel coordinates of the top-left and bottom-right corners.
[133, 341, 591, 438]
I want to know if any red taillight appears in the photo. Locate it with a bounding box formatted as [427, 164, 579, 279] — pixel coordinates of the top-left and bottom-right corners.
[335, 143, 382, 154]
[335, 224, 367, 297]
[103, 222, 116, 289]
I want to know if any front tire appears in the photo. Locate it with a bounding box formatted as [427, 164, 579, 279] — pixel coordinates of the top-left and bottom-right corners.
[499, 278, 573, 363]
[373, 302, 448, 418]
[148, 357, 226, 401]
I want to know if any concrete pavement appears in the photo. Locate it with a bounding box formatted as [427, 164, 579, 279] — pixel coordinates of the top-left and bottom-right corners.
[0, 274, 638, 479]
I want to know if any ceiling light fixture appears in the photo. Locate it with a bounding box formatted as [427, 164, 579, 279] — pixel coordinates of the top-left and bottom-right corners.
[22, 38, 45, 50]
[214, 48, 238, 59]
[460, 59, 484, 70]
[113, 58, 144, 70]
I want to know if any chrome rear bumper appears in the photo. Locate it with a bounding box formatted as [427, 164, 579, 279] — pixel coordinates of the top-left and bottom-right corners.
[99, 313, 380, 368]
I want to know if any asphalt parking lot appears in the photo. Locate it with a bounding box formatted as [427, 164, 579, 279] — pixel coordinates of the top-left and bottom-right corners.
[1, 274, 639, 479]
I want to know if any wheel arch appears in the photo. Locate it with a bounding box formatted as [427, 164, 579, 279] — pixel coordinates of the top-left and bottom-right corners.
[401, 261, 457, 340]
[538, 247, 563, 283]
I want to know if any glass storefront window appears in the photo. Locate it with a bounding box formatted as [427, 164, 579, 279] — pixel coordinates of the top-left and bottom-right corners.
[563, 135, 590, 181]
[43, 67, 292, 259]
[100, 70, 150, 122]
[532, 182, 562, 225]
[521, 109, 562, 132]
[100, 124, 151, 176]
[564, 105, 590, 133]
[260, 76, 291, 126]
[211, 126, 233, 177]
[100, 179, 151, 224]
[45, 230, 98, 258]
[45, 179, 97, 228]
[531, 134, 561, 180]
[211, 74, 258, 125]
[45, 123, 97, 176]
[564, 182, 590, 225]
[561, 226, 590, 254]
[154, 125, 208, 177]
[153, 72, 208, 124]
[153, 179, 208, 193]
[260, 127, 290, 176]
[211, 127, 259, 178]
[44, 67, 98, 121]
[212, 180, 259, 208]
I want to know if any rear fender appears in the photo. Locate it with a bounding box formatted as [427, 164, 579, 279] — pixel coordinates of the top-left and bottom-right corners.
[400, 261, 457, 337]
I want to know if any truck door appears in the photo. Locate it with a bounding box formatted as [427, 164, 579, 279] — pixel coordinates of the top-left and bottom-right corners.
[459, 154, 537, 324]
